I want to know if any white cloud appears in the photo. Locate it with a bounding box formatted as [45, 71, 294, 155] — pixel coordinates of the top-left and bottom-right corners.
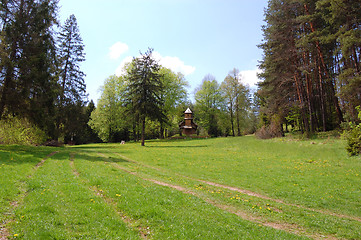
[152, 52, 196, 76]
[115, 56, 133, 76]
[115, 51, 196, 77]
[108, 42, 129, 60]
[239, 69, 263, 88]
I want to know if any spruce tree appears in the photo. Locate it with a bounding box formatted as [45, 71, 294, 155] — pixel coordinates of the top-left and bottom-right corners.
[125, 48, 165, 146]
[58, 14, 86, 105]
[57, 14, 86, 141]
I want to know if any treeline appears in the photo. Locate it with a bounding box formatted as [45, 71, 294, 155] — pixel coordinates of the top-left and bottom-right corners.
[257, 0, 361, 136]
[89, 50, 257, 143]
[0, 1, 98, 144]
[193, 69, 257, 137]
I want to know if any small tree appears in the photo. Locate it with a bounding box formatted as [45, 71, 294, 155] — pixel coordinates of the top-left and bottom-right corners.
[344, 106, 361, 156]
[125, 48, 166, 146]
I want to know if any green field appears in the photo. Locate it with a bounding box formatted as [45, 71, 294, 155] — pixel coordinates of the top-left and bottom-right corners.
[1, 136, 361, 239]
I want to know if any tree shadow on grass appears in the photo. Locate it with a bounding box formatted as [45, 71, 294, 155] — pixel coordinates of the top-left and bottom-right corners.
[74, 152, 129, 163]
[0, 145, 129, 165]
[0, 145, 61, 166]
[145, 145, 208, 148]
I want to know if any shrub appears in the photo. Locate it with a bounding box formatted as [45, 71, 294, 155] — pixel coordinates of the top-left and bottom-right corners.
[255, 115, 284, 139]
[0, 115, 47, 145]
[343, 106, 361, 156]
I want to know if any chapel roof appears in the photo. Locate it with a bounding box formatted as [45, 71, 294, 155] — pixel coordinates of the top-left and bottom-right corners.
[184, 108, 192, 114]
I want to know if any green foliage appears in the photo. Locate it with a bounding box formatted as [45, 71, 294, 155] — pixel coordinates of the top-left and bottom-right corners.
[88, 75, 129, 142]
[0, 115, 47, 145]
[0, 3, 93, 142]
[344, 106, 361, 156]
[194, 74, 224, 137]
[194, 71, 255, 137]
[125, 48, 166, 146]
[158, 67, 189, 138]
[57, 14, 86, 105]
[221, 68, 251, 136]
[255, 114, 283, 139]
[0, 0, 59, 137]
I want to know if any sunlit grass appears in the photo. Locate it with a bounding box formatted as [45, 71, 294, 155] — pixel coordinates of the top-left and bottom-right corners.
[1, 135, 361, 239]
[88, 136, 360, 218]
[0, 145, 56, 226]
[74, 154, 304, 239]
[11, 152, 139, 239]
[72, 135, 361, 239]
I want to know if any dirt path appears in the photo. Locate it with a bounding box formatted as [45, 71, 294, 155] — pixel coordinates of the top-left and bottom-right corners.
[109, 162, 336, 240]
[108, 153, 361, 239]
[200, 180, 361, 224]
[0, 151, 59, 240]
[115, 152, 361, 224]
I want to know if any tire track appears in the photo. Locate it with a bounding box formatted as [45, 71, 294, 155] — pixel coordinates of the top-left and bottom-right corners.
[199, 180, 361, 224]
[109, 162, 331, 240]
[0, 151, 58, 240]
[70, 153, 150, 239]
[115, 152, 361, 224]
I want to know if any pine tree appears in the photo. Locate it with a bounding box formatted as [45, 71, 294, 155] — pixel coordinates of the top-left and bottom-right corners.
[125, 48, 165, 146]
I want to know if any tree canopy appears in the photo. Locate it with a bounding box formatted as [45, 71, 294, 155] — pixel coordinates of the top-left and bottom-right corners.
[0, 1, 98, 144]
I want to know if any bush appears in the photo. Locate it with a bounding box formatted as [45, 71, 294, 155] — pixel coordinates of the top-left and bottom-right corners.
[343, 106, 361, 156]
[345, 125, 361, 156]
[255, 115, 284, 139]
[0, 115, 47, 145]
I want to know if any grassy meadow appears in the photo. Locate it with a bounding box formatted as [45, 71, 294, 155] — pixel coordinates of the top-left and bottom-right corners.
[0, 135, 360, 239]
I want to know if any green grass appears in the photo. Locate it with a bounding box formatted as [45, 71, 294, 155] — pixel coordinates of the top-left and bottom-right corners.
[0, 146, 56, 225]
[11, 152, 139, 239]
[1, 135, 360, 239]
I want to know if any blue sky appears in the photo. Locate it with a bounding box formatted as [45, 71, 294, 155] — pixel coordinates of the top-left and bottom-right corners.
[58, 0, 268, 103]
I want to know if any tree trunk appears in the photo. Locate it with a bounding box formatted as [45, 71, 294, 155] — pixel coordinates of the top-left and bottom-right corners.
[293, 73, 309, 133]
[230, 101, 235, 136]
[141, 116, 145, 146]
[159, 124, 164, 139]
[304, 3, 344, 125]
[132, 117, 137, 141]
[317, 61, 327, 132]
[302, 51, 314, 133]
[236, 100, 240, 136]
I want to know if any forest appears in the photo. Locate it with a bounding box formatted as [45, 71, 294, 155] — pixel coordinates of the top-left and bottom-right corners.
[257, 0, 361, 137]
[0, 0, 360, 146]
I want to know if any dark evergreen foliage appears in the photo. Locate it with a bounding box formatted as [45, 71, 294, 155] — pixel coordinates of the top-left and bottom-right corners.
[57, 14, 87, 142]
[0, 0, 59, 137]
[258, 0, 360, 135]
[57, 14, 86, 105]
[125, 48, 166, 146]
[0, 1, 95, 144]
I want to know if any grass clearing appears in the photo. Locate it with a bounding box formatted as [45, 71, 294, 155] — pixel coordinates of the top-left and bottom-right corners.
[0, 146, 56, 233]
[11, 152, 140, 239]
[1, 135, 360, 239]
